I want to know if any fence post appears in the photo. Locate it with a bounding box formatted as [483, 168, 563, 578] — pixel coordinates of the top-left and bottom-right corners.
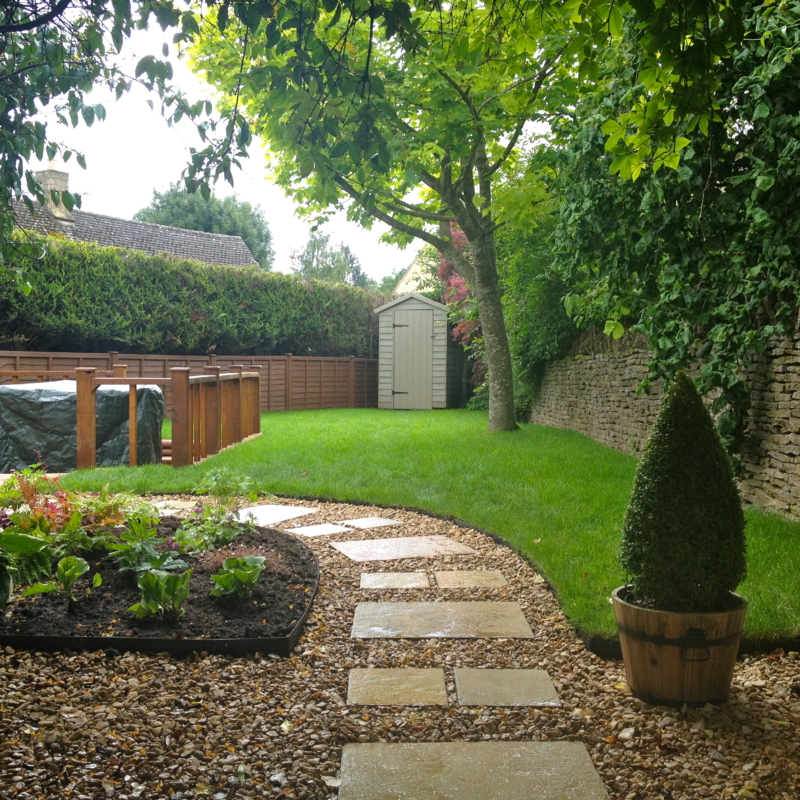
[205, 366, 221, 455]
[171, 367, 191, 468]
[285, 354, 293, 411]
[248, 367, 262, 436]
[75, 368, 96, 470]
[231, 365, 243, 443]
[349, 357, 355, 408]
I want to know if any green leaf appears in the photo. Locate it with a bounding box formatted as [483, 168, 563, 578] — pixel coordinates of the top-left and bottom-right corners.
[755, 175, 774, 191]
[22, 582, 59, 596]
[0, 532, 48, 554]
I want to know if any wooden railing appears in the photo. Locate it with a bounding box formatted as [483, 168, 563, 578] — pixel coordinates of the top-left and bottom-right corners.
[68, 365, 261, 469]
[169, 367, 261, 468]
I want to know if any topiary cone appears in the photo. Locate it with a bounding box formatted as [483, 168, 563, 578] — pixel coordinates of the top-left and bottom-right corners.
[620, 371, 746, 612]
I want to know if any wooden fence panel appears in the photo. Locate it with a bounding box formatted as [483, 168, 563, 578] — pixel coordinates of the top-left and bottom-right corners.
[0, 349, 378, 413]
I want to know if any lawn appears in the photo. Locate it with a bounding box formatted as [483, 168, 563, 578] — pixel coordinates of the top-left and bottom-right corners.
[62, 409, 800, 639]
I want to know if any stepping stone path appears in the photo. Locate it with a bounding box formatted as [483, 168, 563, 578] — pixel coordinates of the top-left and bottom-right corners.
[434, 569, 507, 588]
[351, 601, 534, 639]
[338, 742, 609, 800]
[321, 516, 609, 798]
[454, 668, 561, 708]
[331, 535, 477, 562]
[288, 522, 354, 537]
[341, 517, 402, 529]
[235, 504, 317, 526]
[347, 668, 448, 706]
[360, 572, 430, 589]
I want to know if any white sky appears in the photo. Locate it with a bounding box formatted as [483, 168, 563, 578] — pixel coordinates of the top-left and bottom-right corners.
[32, 29, 420, 279]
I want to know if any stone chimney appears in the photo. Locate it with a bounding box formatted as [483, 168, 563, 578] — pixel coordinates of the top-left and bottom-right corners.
[35, 168, 73, 221]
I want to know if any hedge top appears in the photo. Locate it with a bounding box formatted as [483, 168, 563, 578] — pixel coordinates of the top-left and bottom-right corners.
[619, 371, 747, 612]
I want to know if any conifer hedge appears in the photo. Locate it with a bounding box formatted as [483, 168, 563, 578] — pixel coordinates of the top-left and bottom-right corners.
[0, 238, 384, 356]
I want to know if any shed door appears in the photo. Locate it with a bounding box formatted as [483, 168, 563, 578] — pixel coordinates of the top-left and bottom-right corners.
[393, 308, 433, 409]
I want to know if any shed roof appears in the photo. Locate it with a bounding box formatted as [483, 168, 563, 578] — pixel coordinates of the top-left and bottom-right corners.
[13, 203, 258, 268]
[374, 292, 449, 314]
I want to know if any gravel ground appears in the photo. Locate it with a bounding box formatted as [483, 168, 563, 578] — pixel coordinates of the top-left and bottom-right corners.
[1, 497, 799, 800]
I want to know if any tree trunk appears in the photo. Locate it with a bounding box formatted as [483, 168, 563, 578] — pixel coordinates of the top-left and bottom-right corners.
[467, 232, 518, 432]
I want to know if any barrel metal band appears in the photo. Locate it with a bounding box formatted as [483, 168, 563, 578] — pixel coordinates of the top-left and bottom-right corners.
[616, 623, 740, 649]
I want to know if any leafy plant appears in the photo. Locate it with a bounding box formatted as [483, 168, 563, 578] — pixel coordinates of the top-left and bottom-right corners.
[75, 485, 155, 531]
[194, 467, 255, 509]
[110, 514, 186, 574]
[24, 556, 102, 602]
[0, 529, 50, 605]
[620, 372, 747, 612]
[210, 556, 266, 598]
[129, 569, 192, 621]
[48, 510, 98, 560]
[174, 506, 254, 552]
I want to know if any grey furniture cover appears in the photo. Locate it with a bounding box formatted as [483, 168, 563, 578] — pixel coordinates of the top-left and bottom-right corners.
[0, 380, 163, 472]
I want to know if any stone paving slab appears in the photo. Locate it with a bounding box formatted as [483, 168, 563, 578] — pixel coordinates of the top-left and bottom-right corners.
[454, 668, 561, 707]
[351, 602, 533, 639]
[154, 499, 197, 515]
[341, 517, 402, 529]
[434, 570, 507, 588]
[235, 505, 316, 526]
[360, 573, 430, 589]
[347, 668, 447, 706]
[331, 536, 477, 562]
[338, 741, 609, 799]
[287, 522, 353, 537]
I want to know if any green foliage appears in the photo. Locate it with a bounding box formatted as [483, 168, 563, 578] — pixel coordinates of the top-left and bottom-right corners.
[129, 569, 192, 621]
[174, 506, 253, 552]
[210, 555, 266, 598]
[620, 373, 747, 612]
[377, 266, 406, 296]
[134, 183, 274, 270]
[495, 217, 579, 419]
[0, 528, 49, 604]
[56, 556, 90, 602]
[290, 232, 375, 288]
[555, 2, 800, 456]
[48, 510, 96, 560]
[194, 467, 254, 508]
[0, 237, 381, 357]
[110, 514, 186, 574]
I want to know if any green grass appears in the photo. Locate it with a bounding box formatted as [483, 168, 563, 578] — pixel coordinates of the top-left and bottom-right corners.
[61, 409, 800, 639]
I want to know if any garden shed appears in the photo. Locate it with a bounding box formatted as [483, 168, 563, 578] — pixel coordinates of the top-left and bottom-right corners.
[375, 292, 465, 410]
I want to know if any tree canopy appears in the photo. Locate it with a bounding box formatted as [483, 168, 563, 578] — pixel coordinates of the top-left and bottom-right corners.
[134, 183, 274, 269]
[190, 0, 586, 430]
[290, 232, 374, 288]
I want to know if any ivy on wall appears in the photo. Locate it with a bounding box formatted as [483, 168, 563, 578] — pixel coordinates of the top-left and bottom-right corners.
[0, 238, 383, 357]
[555, 2, 800, 457]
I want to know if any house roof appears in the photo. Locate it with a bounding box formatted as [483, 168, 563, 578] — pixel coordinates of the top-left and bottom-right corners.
[374, 291, 449, 313]
[13, 203, 258, 268]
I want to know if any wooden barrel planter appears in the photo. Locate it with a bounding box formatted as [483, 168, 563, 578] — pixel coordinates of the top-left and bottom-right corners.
[612, 586, 747, 706]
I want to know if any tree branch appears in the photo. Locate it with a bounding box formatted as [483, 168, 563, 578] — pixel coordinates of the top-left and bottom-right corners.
[333, 173, 451, 252]
[0, 0, 72, 33]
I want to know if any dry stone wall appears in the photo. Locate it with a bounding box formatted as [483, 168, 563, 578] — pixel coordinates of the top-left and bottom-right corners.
[530, 341, 800, 519]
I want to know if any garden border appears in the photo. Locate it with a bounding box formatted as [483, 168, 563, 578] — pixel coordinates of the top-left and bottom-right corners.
[0, 550, 319, 659]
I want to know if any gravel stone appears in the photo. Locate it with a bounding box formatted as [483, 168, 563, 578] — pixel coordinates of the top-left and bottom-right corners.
[0, 496, 798, 799]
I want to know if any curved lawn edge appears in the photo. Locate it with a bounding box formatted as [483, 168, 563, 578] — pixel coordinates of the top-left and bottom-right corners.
[277, 492, 799, 660]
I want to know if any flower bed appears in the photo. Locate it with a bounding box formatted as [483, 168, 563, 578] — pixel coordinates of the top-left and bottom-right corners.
[0, 468, 318, 656]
